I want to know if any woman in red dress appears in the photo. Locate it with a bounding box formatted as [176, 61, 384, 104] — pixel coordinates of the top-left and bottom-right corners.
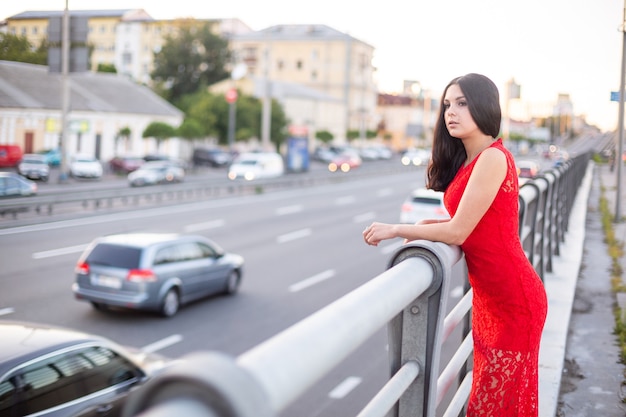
[363, 73, 547, 416]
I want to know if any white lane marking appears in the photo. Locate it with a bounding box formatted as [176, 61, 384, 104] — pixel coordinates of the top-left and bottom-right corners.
[289, 269, 335, 293]
[141, 334, 183, 353]
[0, 308, 15, 316]
[329, 376, 362, 399]
[184, 219, 225, 232]
[377, 188, 394, 197]
[336, 196, 356, 205]
[450, 286, 465, 299]
[32, 244, 89, 259]
[353, 212, 376, 223]
[380, 240, 403, 255]
[276, 205, 303, 216]
[277, 228, 312, 244]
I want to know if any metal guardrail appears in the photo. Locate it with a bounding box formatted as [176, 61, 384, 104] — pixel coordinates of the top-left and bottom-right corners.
[0, 164, 410, 220]
[122, 242, 465, 417]
[118, 152, 591, 417]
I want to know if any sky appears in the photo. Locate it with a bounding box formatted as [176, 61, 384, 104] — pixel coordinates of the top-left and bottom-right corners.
[1, 0, 624, 132]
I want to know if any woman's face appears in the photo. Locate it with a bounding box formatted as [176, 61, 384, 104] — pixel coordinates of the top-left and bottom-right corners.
[443, 84, 481, 139]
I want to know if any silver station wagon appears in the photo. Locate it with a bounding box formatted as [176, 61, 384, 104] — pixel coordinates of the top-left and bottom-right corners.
[72, 233, 244, 317]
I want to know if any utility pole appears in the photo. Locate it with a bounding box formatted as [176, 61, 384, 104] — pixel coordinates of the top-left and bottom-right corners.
[59, 0, 70, 182]
[261, 46, 271, 151]
[616, 0, 626, 222]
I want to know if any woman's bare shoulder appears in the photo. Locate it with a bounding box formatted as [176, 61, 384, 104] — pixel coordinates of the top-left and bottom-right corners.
[476, 147, 507, 169]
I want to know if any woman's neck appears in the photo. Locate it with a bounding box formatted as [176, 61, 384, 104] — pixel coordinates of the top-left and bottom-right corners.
[463, 135, 495, 165]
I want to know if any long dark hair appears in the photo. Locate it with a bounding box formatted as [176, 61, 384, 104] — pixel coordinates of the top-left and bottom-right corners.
[427, 73, 501, 191]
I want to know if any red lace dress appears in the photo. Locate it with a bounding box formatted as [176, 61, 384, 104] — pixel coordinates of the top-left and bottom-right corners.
[443, 139, 547, 416]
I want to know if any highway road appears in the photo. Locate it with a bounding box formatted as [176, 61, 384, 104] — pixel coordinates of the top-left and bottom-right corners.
[1, 157, 471, 417]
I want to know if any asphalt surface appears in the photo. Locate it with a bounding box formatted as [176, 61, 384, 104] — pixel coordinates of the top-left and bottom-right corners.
[553, 162, 626, 416]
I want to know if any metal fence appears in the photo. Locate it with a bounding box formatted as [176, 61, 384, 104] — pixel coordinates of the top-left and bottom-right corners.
[121, 152, 591, 417]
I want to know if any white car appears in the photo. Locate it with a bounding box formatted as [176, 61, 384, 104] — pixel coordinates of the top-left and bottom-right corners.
[399, 188, 450, 224]
[128, 161, 185, 187]
[228, 152, 285, 180]
[401, 149, 432, 167]
[69, 154, 103, 179]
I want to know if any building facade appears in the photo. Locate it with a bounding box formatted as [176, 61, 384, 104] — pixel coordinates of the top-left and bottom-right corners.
[229, 24, 378, 143]
[0, 60, 183, 162]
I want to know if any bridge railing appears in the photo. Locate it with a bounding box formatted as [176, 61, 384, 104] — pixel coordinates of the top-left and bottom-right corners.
[121, 152, 591, 417]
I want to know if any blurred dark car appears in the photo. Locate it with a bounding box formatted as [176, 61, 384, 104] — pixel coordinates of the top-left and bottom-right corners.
[192, 148, 232, 167]
[0, 320, 171, 417]
[18, 154, 50, 181]
[143, 155, 188, 170]
[0, 172, 37, 197]
[72, 233, 245, 317]
[109, 156, 144, 174]
[127, 162, 185, 187]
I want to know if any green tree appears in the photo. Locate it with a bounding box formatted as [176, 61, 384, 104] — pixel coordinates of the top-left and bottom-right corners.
[143, 121, 177, 151]
[178, 89, 289, 149]
[177, 118, 205, 141]
[269, 100, 289, 151]
[97, 63, 117, 73]
[316, 130, 334, 144]
[346, 129, 377, 141]
[346, 130, 360, 141]
[115, 126, 131, 152]
[151, 21, 231, 102]
[0, 33, 47, 65]
[185, 92, 221, 138]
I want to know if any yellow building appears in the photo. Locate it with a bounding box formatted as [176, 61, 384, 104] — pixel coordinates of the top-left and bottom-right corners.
[229, 24, 378, 142]
[4, 9, 153, 72]
[4, 9, 252, 83]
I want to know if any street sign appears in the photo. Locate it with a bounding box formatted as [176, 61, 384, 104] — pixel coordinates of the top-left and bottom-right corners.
[611, 91, 621, 102]
[225, 88, 238, 104]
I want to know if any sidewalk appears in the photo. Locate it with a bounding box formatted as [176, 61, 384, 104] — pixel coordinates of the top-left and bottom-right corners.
[539, 161, 626, 416]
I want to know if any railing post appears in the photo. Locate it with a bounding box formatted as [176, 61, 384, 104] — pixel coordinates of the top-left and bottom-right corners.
[386, 241, 461, 417]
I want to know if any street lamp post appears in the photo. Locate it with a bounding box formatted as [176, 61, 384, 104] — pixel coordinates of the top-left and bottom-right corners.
[59, 0, 70, 182]
[616, 0, 626, 223]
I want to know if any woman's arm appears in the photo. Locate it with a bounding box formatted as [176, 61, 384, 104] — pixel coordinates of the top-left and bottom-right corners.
[363, 147, 507, 246]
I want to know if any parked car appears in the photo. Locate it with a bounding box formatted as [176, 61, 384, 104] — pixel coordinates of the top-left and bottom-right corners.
[328, 151, 362, 172]
[359, 145, 393, 161]
[227, 152, 284, 180]
[109, 156, 144, 174]
[401, 149, 431, 166]
[37, 148, 62, 166]
[18, 154, 50, 181]
[312, 147, 338, 163]
[144, 155, 188, 170]
[127, 161, 185, 187]
[73, 233, 245, 317]
[69, 155, 103, 179]
[192, 147, 233, 167]
[399, 188, 449, 224]
[0, 320, 171, 417]
[0, 145, 23, 168]
[0, 172, 37, 197]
